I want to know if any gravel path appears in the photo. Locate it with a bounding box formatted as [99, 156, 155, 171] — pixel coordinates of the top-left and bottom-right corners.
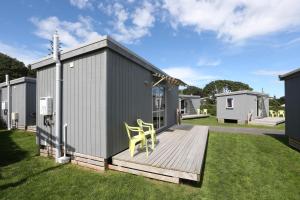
[209, 126, 285, 136]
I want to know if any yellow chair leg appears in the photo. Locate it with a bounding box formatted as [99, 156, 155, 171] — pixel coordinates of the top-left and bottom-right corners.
[145, 138, 148, 157]
[130, 142, 135, 157]
[151, 134, 155, 149]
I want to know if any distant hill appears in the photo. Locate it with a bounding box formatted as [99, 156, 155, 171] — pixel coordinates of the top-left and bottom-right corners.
[0, 53, 36, 82]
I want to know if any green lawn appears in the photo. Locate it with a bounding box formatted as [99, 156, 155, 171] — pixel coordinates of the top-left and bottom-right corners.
[183, 116, 285, 130]
[1, 130, 299, 200]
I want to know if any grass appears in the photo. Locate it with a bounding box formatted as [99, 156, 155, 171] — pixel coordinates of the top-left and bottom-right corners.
[183, 116, 285, 130]
[1, 130, 300, 200]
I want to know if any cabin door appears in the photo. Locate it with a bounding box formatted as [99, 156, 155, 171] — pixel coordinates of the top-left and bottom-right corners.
[180, 100, 186, 114]
[152, 85, 166, 129]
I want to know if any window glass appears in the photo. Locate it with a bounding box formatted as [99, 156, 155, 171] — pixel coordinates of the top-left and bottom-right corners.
[227, 98, 234, 108]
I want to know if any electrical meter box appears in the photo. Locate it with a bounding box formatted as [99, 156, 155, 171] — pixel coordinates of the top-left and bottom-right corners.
[40, 97, 53, 115]
[1, 101, 7, 110]
[11, 112, 19, 120]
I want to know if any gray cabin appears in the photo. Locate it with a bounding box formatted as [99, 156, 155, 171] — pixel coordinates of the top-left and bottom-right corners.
[216, 90, 269, 124]
[179, 94, 201, 115]
[279, 68, 300, 150]
[0, 77, 36, 129]
[31, 36, 183, 167]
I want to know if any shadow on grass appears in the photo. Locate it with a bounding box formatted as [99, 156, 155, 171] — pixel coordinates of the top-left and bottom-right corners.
[0, 130, 28, 168]
[0, 164, 64, 190]
[265, 133, 300, 153]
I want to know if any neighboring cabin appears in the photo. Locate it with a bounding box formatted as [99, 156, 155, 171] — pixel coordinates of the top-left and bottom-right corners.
[179, 94, 201, 115]
[0, 77, 36, 129]
[31, 36, 183, 169]
[280, 68, 300, 150]
[216, 90, 269, 124]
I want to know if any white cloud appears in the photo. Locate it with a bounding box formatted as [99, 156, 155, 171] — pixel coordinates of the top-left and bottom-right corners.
[162, 66, 218, 86]
[197, 58, 221, 67]
[101, 1, 156, 44]
[30, 16, 101, 49]
[70, 0, 93, 9]
[163, 0, 300, 43]
[253, 69, 291, 76]
[0, 41, 43, 65]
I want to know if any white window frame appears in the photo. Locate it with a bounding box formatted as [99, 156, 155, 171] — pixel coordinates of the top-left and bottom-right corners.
[226, 97, 234, 109]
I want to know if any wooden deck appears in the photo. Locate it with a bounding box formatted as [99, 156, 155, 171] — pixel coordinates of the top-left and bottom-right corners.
[182, 114, 209, 120]
[249, 117, 285, 126]
[109, 125, 208, 183]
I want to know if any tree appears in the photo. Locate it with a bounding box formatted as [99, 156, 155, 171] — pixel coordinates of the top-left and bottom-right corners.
[182, 86, 204, 96]
[0, 53, 36, 82]
[203, 80, 253, 102]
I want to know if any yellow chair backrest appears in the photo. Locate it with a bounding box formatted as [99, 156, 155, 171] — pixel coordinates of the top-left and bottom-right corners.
[137, 119, 143, 127]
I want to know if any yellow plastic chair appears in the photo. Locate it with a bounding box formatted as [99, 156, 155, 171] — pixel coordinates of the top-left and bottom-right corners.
[269, 110, 277, 117]
[278, 110, 285, 118]
[124, 123, 148, 157]
[202, 109, 208, 115]
[196, 109, 200, 115]
[137, 119, 156, 150]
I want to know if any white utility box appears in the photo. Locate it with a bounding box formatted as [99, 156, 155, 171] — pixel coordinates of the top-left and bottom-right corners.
[1, 101, 7, 110]
[11, 112, 19, 120]
[40, 97, 53, 115]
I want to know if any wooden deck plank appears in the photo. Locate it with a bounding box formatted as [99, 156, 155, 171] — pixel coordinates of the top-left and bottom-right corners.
[140, 131, 185, 165]
[108, 164, 180, 184]
[186, 127, 206, 173]
[194, 128, 209, 173]
[112, 159, 198, 181]
[183, 126, 208, 173]
[150, 130, 189, 167]
[173, 126, 202, 172]
[135, 130, 183, 164]
[168, 128, 199, 172]
[159, 128, 196, 170]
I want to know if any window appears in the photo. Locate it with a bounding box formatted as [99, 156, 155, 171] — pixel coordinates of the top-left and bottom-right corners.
[226, 98, 234, 109]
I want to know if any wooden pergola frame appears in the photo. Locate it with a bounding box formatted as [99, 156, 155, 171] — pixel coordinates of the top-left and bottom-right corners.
[152, 73, 187, 87]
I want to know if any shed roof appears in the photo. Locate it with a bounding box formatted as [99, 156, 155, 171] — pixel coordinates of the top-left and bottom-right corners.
[215, 90, 268, 97]
[179, 94, 201, 99]
[31, 35, 169, 77]
[279, 68, 300, 80]
[0, 77, 36, 88]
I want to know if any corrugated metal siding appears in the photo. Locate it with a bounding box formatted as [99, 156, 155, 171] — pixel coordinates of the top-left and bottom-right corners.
[285, 75, 300, 140]
[217, 94, 254, 121]
[62, 51, 107, 157]
[0, 87, 8, 125]
[217, 94, 269, 121]
[0, 84, 31, 127]
[36, 50, 107, 158]
[11, 84, 26, 126]
[26, 82, 36, 126]
[36, 66, 56, 146]
[106, 49, 153, 158]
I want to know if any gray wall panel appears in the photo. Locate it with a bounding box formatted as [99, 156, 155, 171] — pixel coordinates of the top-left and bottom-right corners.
[61, 51, 107, 157]
[0, 80, 36, 127]
[106, 49, 153, 157]
[217, 94, 269, 121]
[0, 87, 8, 125]
[26, 82, 36, 125]
[36, 66, 56, 146]
[11, 84, 26, 126]
[285, 75, 300, 140]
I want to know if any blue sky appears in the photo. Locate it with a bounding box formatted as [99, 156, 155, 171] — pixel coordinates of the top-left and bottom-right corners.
[1, 0, 300, 97]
